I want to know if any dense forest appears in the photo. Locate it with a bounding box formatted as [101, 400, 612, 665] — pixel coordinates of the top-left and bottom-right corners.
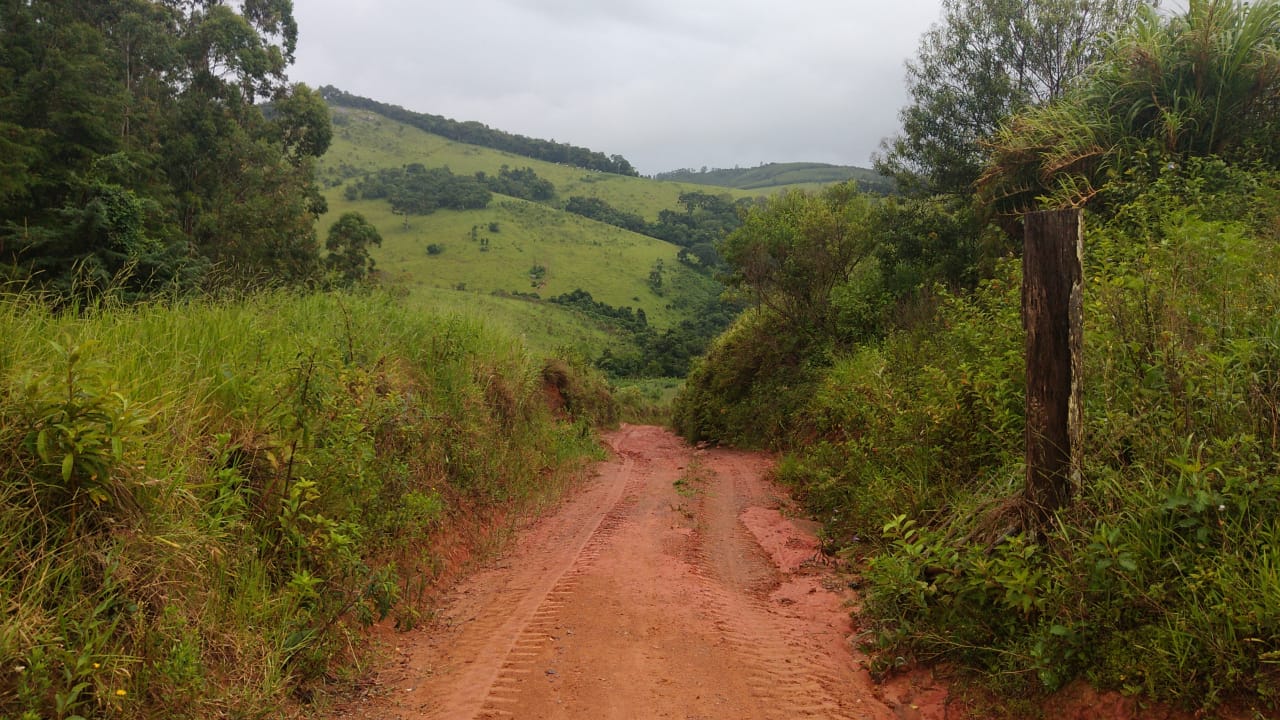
[0, 0, 346, 299]
[318, 86, 640, 177]
[675, 0, 1280, 711]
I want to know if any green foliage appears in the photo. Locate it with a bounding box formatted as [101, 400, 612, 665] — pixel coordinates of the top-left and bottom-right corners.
[540, 357, 619, 429]
[719, 184, 877, 341]
[564, 195, 649, 234]
[549, 289, 649, 333]
[0, 1, 330, 298]
[878, 0, 1148, 195]
[324, 211, 382, 285]
[564, 191, 747, 265]
[779, 177, 1280, 709]
[981, 0, 1280, 215]
[345, 164, 492, 215]
[476, 165, 556, 202]
[7, 338, 150, 536]
[611, 378, 682, 426]
[672, 310, 826, 448]
[0, 290, 606, 718]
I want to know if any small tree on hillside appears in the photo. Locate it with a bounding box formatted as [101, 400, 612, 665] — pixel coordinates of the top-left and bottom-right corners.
[325, 212, 382, 284]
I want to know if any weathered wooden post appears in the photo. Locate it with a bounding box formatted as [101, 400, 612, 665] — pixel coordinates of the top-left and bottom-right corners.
[1022, 209, 1083, 525]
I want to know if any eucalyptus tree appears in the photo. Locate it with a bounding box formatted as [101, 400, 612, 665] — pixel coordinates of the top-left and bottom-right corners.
[0, 0, 330, 297]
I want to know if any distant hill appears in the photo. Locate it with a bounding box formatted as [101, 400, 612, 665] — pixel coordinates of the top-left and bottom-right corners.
[320, 86, 639, 176]
[316, 101, 742, 376]
[654, 162, 895, 194]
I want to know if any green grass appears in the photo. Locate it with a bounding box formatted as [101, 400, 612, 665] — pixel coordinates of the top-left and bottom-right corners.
[0, 289, 613, 719]
[318, 106, 735, 366]
[322, 192, 714, 331]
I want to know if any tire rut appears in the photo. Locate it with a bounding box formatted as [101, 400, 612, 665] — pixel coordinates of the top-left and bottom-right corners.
[686, 449, 865, 720]
[415, 432, 648, 718]
[329, 425, 900, 720]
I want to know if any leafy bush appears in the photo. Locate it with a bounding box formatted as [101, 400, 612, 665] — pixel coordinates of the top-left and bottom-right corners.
[672, 310, 826, 448]
[784, 178, 1280, 709]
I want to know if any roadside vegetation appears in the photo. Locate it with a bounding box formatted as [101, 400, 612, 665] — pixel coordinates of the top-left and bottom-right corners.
[0, 3, 629, 717]
[674, 0, 1280, 712]
[0, 289, 613, 718]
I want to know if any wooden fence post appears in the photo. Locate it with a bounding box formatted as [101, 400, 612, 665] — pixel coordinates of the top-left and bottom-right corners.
[1022, 209, 1083, 524]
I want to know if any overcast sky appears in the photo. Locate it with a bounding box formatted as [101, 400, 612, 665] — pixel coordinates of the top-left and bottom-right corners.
[286, 0, 945, 175]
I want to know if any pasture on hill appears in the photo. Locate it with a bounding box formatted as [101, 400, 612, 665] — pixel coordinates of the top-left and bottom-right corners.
[316, 105, 737, 366]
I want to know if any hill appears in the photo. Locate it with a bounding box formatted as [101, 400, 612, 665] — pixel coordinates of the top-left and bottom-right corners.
[319, 86, 639, 176]
[317, 101, 742, 374]
[654, 162, 895, 194]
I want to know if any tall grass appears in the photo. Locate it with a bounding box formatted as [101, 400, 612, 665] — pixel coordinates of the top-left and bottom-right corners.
[0, 289, 610, 718]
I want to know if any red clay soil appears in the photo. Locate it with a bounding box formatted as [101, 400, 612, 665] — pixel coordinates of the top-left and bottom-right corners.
[326, 424, 1198, 720]
[327, 424, 929, 719]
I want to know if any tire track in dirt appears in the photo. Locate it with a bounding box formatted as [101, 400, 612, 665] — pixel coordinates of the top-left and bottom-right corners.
[685, 449, 876, 720]
[385, 426, 652, 719]
[329, 425, 907, 720]
[473, 464, 644, 719]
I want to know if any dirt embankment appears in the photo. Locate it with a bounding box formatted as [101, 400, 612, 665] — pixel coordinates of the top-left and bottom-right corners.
[329, 424, 943, 719]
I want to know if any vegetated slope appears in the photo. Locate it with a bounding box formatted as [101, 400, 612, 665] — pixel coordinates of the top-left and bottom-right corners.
[322, 104, 757, 219]
[655, 162, 895, 194]
[317, 105, 732, 362]
[0, 290, 614, 719]
[319, 86, 638, 176]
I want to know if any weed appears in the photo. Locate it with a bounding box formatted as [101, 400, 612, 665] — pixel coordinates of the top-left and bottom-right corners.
[0, 288, 610, 717]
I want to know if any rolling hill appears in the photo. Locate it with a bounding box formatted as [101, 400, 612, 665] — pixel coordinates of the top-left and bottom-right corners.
[317, 102, 736, 366]
[654, 162, 894, 194]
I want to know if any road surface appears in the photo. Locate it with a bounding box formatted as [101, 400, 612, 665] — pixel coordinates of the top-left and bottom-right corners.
[332, 424, 938, 719]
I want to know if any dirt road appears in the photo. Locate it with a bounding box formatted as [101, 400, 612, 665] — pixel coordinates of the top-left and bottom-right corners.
[334, 424, 932, 719]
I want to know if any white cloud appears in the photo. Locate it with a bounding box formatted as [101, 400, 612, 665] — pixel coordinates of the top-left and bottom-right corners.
[287, 0, 943, 174]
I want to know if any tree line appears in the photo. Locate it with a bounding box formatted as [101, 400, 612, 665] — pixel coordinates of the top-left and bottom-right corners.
[0, 0, 345, 299]
[319, 86, 639, 177]
[563, 191, 748, 272]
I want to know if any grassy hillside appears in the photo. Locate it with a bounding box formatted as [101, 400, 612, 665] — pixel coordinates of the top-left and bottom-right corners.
[0, 290, 613, 719]
[654, 162, 894, 194]
[317, 104, 738, 371]
[322, 193, 717, 332]
[322, 106, 754, 220]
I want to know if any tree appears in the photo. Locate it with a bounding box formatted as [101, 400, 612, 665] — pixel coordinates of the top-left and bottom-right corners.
[0, 0, 327, 298]
[875, 0, 1148, 196]
[719, 184, 875, 339]
[272, 83, 333, 161]
[325, 212, 382, 284]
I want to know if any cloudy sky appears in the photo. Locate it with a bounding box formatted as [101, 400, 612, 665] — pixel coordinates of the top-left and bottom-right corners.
[286, 0, 945, 175]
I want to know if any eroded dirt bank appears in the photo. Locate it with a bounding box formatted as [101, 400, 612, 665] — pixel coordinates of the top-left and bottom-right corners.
[330, 424, 935, 719]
